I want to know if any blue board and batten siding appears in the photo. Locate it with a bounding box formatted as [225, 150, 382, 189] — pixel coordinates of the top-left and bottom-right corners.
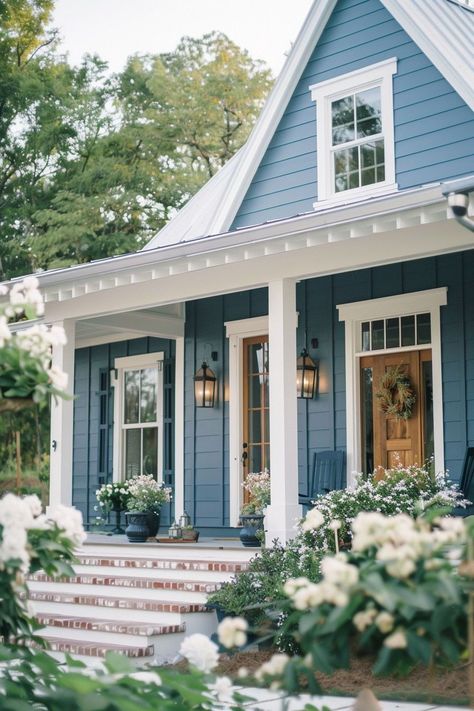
[232, 0, 474, 229]
[73, 337, 175, 528]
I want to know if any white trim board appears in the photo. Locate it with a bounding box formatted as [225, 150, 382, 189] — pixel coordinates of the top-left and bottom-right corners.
[337, 287, 447, 483]
[225, 316, 269, 527]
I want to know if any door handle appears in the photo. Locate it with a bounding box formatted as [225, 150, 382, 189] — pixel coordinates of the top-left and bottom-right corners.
[241, 442, 248, 466]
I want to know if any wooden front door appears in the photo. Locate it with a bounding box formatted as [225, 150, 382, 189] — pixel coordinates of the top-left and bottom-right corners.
[360, 349, 433, 473]
[242, 336, 269, 490]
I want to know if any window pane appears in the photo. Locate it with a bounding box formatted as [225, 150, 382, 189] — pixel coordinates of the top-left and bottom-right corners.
[417, 313, 431, 345]
[361, 367, 374, 476]
[401, 315, 416, 346]
[371, 320, 385, 350]
[331, 95, 355, 145]
[356, 86, 382, 138]
[361, 140, 385, 187]
[386, 318, 400, 349]
[140, 367, 157, 423]
[143, 427, 158, 478]
[248, 444, 262, 474]
[361, 322, 370, 351]
[124, 370, 139, 424]
[422, 360, 434, 462]
[248, 410, 262, 444]
[334, 146, 359, 193]
[125, 429, 141, 479]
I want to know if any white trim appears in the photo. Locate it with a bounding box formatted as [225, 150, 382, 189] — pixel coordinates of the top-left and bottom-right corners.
[311, 58, 397, 205]
[112, 352, 165, 482]
[174, 336, 185, 520]
[76, 331, 160, 349]
[226, 316, 269, 527]
[338, 288, 447, 483]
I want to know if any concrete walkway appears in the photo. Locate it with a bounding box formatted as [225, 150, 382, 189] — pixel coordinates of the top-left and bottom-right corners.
[241, 688, 467, 710]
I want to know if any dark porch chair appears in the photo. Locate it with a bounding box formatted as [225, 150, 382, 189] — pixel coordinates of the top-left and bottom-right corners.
[299, 450, 346, 511]
[453, 446, 474, 517]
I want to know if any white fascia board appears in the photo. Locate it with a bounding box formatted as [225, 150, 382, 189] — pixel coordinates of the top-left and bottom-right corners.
[382, 0, 474, 110]
[208, 0, 338, 234]
[337, 287, 448, 322]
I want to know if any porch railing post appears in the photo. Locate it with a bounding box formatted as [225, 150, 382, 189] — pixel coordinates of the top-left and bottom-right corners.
[266, 279, 302, 544]
[49, 319, 75, 508]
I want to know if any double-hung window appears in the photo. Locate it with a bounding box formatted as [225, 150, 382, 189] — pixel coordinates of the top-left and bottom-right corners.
[112, 353, 164, 481]
[310, 58, 397, 205]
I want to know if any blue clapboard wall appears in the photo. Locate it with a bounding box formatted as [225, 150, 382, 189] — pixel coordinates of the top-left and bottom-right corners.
[73, 337, 174, 528]
[73, 252, 474, 529]
[232, 0, 474, 229]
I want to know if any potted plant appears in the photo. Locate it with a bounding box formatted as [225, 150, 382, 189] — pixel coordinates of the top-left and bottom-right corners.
[95, 481, 131, 534]
[125, 474, 172, 542]
[181, 525, 200, 542]
[239, 470, 270, 547]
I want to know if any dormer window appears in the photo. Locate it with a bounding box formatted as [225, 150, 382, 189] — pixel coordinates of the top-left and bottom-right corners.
[311, 58, 397, 206]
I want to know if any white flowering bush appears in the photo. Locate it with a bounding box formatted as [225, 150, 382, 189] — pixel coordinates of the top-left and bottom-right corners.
[0, 493, 85, 644]
[251, 511, 468, 694]
[127, 474, 172, 513]
[302, 463, 467, 552]
[96, 480, 131, 512]
[241, 469, 270, 514]
[0, 277, 68, 410]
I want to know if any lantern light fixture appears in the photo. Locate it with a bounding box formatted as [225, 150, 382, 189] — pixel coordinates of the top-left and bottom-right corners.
[179, 511, 191, 528]
[296, 348, 318, 399]
[194, 361, 217, 408]
[168, 520, 182, 539]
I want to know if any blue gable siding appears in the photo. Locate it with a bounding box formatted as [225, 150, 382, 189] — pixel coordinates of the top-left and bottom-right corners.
[73, 337, 174, 528]
[232, 0, 474, 230]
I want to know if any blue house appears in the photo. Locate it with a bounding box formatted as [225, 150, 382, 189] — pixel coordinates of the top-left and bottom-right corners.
[40, 0, 474, 543]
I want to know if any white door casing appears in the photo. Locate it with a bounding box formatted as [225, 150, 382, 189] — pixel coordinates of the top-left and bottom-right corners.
[337, 287, 447, 484]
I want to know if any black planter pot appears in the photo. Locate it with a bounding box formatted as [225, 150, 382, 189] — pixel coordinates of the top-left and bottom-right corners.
[125, 511, 150, 542]
[146, 510, 161, 537]
[111, 508, 125, 535]
[239, 514, 264, 547]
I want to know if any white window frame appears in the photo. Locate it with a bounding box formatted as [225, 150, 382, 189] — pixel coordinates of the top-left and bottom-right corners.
[310, 57, 398, 207]
[111, 352, 164, 483]
[225, 316, 269, 527]
[337, 288, 447, 485]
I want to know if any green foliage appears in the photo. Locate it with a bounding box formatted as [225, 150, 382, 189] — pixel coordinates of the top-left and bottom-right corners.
[96, 480, 131, 513]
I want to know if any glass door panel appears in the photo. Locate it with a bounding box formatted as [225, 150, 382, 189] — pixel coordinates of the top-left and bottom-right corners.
[243, 336, 270, 497]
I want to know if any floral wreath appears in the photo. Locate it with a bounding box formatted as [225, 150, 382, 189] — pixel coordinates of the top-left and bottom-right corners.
[375, 365, 416, 420]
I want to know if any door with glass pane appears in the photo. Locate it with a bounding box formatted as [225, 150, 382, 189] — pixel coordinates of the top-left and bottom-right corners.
[242, 336, 269, 493]
[122, 365, 161, 479]
[360, 349, 433, 474]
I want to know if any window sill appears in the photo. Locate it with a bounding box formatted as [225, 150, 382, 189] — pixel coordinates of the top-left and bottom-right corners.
[313, 182, 398, 211]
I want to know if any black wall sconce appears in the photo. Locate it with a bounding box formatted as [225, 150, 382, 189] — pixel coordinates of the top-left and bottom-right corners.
[296, 348, 319, 399]
[194, 351, 218, 408]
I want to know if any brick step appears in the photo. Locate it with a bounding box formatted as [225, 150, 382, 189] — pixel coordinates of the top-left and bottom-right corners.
[76, 554, 249, 574]
[30, 572, 222, 594]
[29, 590, 212, 615]
[42, 636, 154, 659]
[36, 614, 185, 638]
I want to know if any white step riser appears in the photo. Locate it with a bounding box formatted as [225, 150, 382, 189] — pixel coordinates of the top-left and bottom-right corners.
[39, 625, 185, 648]
[31, 600, 209, 625]
[70, 564, 235, 583]
[28, 581, 209, 604]
[78, 545, 254, 563]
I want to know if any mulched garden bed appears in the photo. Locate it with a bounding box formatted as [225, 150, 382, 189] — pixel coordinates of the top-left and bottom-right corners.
[212, 649, 470, 707]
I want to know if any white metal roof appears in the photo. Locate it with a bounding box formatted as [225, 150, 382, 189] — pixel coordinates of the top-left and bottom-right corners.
[144, 0, 474, 252]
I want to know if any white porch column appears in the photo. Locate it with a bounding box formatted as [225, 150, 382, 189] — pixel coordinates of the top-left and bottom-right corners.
[174, 336, 185, 519]
[49, 319, 75, 507]
[265, 279, 302, 544]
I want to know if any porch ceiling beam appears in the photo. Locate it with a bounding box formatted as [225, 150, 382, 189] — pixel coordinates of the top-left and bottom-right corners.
[44, 218, 473, 323]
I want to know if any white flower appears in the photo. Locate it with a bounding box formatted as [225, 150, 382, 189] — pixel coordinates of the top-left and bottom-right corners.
[217, 616, 248, 648]
[0, 494, 35, 530]
[386, 558, 416, 579]
[48, 365, 68, 391]
[301, 507, 324, 532]
[179, 633, 219, 672]
[321, 556, 359, 588]
[283, 576, 310, 597]
[48, 504, 86, 545]
[22, 276, 39, 290]
[353, 608, 377, 632]
[129, 671, 161, 685]
[375, 612, 395, 633]
[209, 676, 233, 702]
[23, 495, 42, 518]
[329, 519, 341, 531]
[384, 629, 407, 649]
[0, 316, 11, 346]
[255, 653, 289, 681]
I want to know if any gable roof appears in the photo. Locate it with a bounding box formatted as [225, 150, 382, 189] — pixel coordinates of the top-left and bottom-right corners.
[144, 0, 474, 251]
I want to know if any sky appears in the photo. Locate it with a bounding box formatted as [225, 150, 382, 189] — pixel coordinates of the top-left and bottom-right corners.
[52, 0, 314, 76]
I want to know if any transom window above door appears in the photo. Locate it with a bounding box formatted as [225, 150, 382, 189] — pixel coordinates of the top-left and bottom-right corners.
[310, 57, 397, 206]
[361, 313, 432, 352]
[112, 353, 164, 482]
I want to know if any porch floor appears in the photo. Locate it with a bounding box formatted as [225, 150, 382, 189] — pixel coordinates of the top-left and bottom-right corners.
[84, 534, 246, 550]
